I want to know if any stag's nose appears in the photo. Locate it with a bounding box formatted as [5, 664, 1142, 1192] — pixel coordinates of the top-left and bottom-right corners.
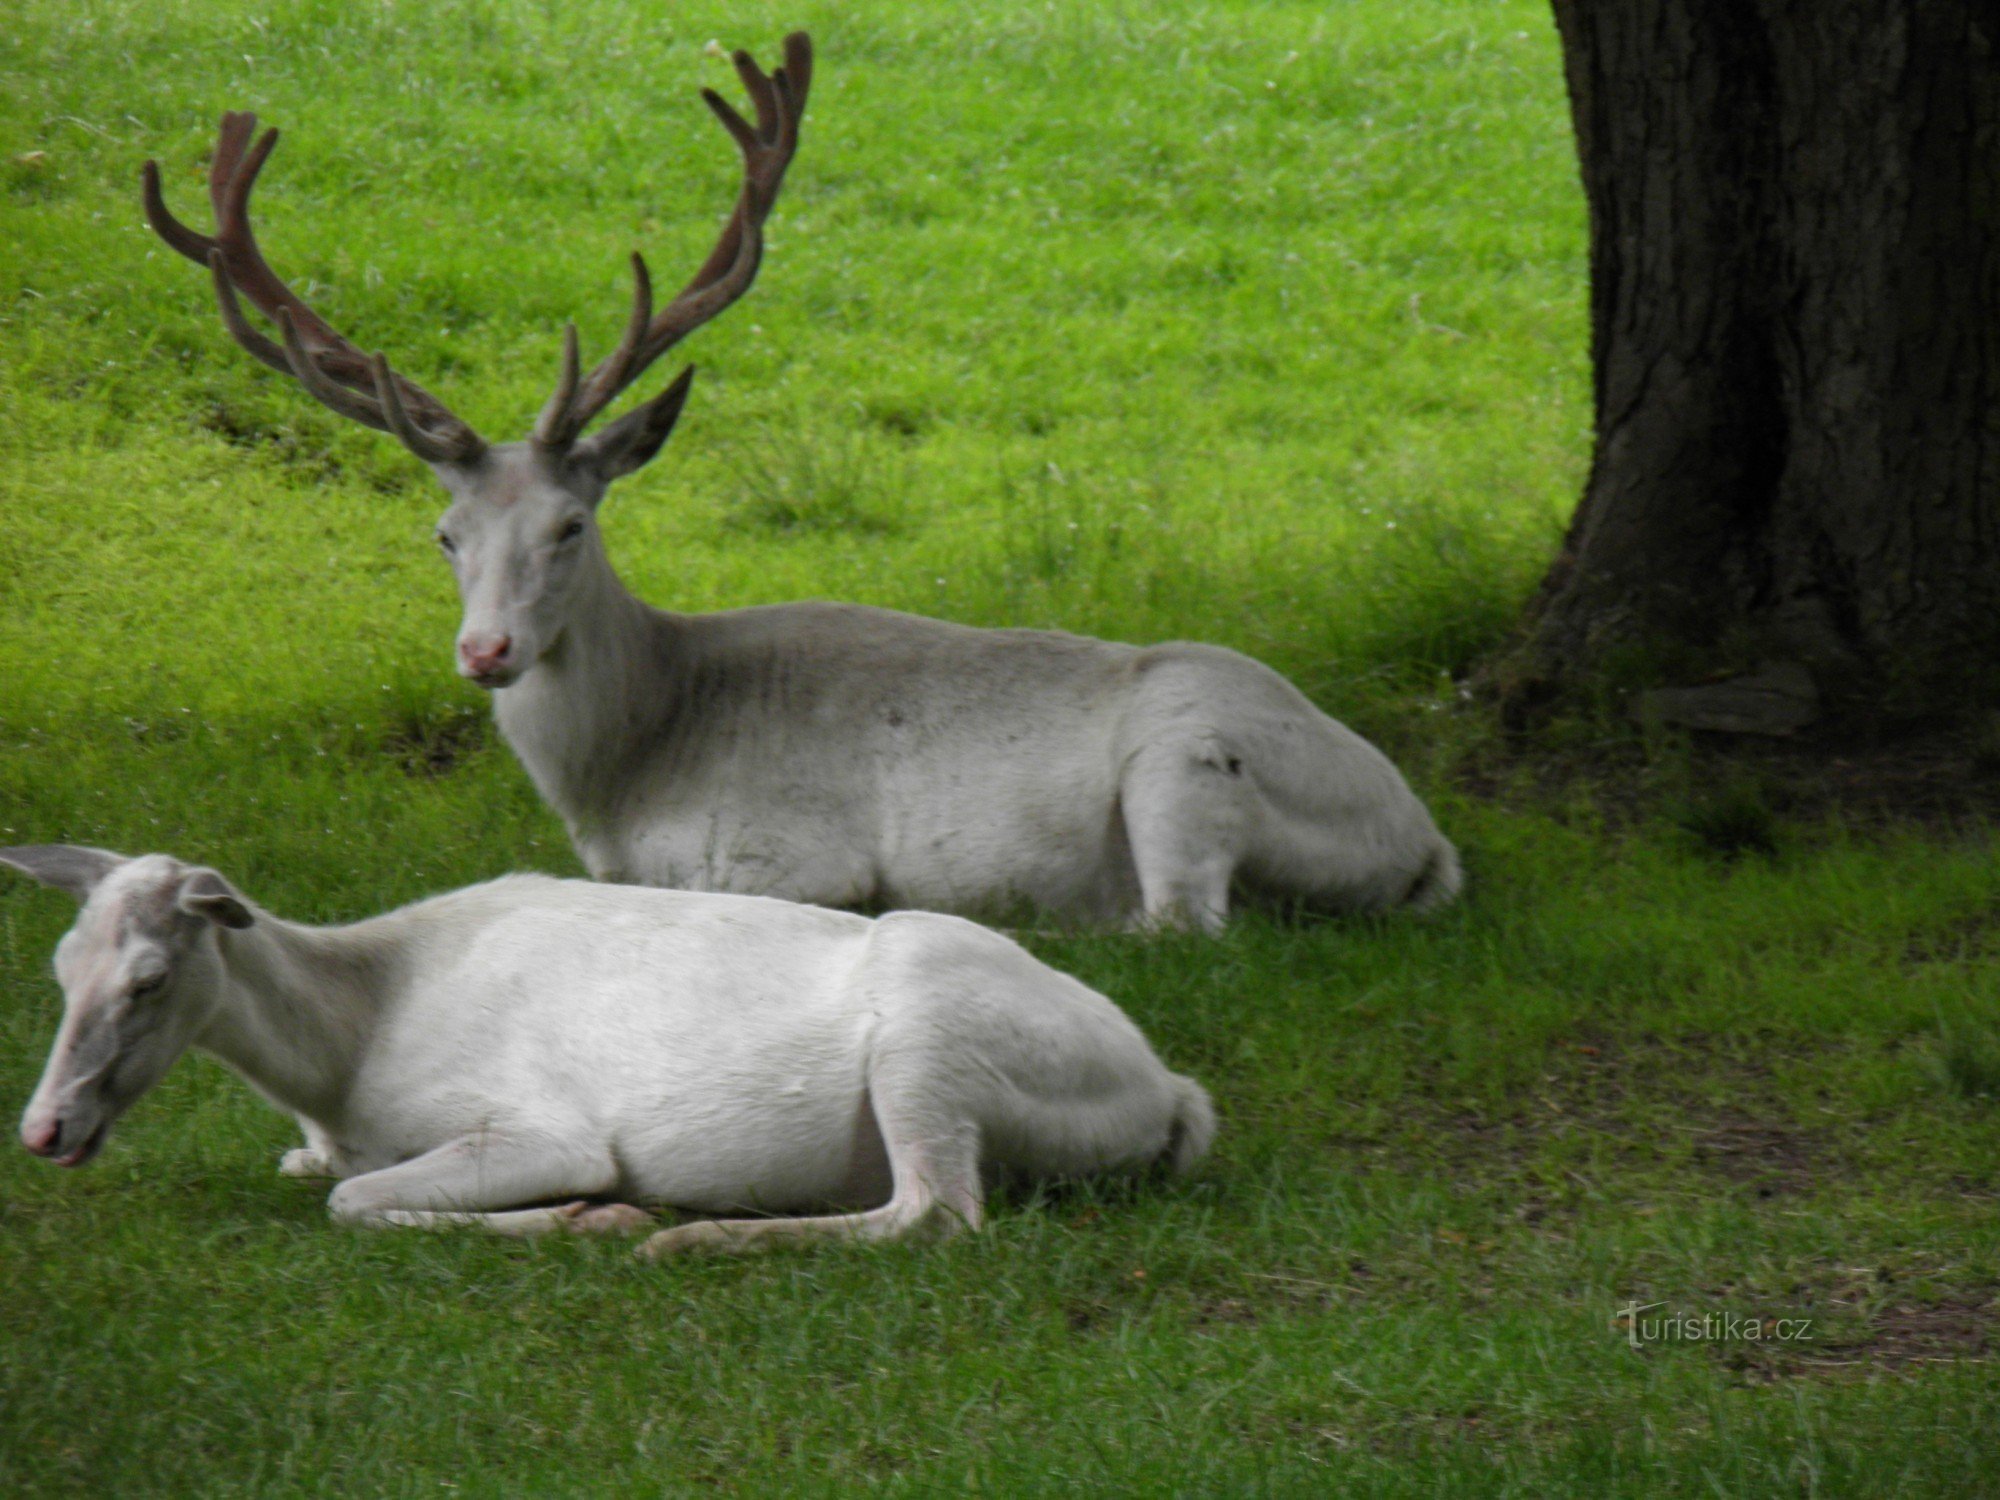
[457, 634, 514, 681]
[21, 1115, 59, 1157]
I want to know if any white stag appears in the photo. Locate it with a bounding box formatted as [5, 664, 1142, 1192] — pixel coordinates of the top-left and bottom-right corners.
[2, 845, 1214, 1253]
[143, 32, 1460, 932]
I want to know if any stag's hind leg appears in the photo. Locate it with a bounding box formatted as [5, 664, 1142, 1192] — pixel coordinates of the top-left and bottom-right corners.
[1115, 644, 1463, 925]
[1122, 727, 1455, 926]
[1118, 735, 1255, 933]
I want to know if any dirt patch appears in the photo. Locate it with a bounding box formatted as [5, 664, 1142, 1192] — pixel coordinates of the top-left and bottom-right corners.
[1454, 719, 2000, 836]
[1717, 1286, 1999, 1383]
[382, 709, 489, 778]
[1685, 1113, 1819, 1195]
[1063, 1299, 1113, 1334]
[1412, 1037, 1833, 1202]
[1620, 1254, 2000, 1384]
[1902, 901, 2000, 964]
[1184, 1295, 1263, 1331]
[1828, 1293, 1997, 1369]
[196, 401, 346, 486]
[1181, 1268, 1351, 1336]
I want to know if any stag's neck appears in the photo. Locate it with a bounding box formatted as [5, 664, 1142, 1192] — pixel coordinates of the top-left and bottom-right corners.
[197, 914, 395, 1123]
[492, 548, 685, 825]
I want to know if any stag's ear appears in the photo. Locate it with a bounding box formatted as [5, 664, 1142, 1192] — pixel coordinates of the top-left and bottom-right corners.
[572, 366, 696, 485]
[0, 845, 126, 903]
[177, 869, 255, 930]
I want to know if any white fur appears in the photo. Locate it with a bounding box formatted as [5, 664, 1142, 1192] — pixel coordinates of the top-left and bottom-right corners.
[8, 851, 1214, 1252]
[436, 446, 1461, 932]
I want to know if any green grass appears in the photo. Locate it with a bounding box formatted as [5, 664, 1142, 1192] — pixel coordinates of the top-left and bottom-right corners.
[3, 1, 1997, 1494]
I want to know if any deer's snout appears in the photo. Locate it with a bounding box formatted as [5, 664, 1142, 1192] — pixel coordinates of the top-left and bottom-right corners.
[23, 1099, 111, 1167]
[457, 633, 517, 685]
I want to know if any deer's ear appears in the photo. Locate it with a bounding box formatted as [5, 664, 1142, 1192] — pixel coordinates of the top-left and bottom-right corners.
[0, 845, 126, 903]
[177, 869, 254, 930]
[573, 366, 695, 484]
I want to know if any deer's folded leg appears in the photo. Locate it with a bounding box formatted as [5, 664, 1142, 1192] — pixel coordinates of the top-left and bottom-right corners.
[326, 1132, 620, 1235]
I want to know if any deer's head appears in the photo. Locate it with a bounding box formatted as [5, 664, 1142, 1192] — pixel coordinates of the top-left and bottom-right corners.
[145, 34, 812, 688]
[1, 847, 252, 1167]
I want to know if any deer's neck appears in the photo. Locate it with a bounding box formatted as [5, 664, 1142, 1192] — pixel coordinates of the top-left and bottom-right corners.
[197, 916, 393, 1123]
[492, 549, 685, 829]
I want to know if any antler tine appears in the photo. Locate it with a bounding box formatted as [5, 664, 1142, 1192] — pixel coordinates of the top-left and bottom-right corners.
[142, 112, 259, 270]
[769, 32, 814, 168]
[144, 112, 486, 464]
[142, 160, 218, 262]
[732, 46, 783, 143]
[532, 324, 583, 446]
[211, 119, 356, 362]
[278, 307, 397, 433]
[653, 34, 811, 340]
[209, 112, 257, 214]
[575, 255, 655, 416]
[370, 353, 468, 466]
[206, 250, 295, 378]
[536, 31, 812, 449]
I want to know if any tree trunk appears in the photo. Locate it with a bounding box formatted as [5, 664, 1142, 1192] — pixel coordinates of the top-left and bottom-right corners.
[1499, 1, 2000, 728]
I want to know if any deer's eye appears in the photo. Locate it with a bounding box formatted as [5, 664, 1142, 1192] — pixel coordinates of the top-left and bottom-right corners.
[557, 519, 585, 544]
[130, 973, 167, 1000]
[436, 531, 458, 556]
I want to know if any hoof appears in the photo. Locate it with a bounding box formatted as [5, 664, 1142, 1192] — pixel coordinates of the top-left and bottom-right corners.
[636, 1220, 741, 1259]
[564, 1202, 657, 1235]
[279, 1148, 335, 1179]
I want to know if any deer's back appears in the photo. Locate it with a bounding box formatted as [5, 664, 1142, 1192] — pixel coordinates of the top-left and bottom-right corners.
[581, 603, 1149, 911]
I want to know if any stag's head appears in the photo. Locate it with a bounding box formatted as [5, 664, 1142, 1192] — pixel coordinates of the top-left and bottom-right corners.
[1, 847, 253, 1167]
[144, 34, 812, 689]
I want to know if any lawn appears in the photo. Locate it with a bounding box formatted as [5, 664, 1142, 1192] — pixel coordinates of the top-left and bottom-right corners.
[3, 0, 1997, 1493]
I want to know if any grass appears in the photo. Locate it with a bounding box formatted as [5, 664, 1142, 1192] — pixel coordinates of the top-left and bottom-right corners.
[2, 0, 1997, 1493]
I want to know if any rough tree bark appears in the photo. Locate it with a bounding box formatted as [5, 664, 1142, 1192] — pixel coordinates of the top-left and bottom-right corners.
[1498, 1, 2000, 730]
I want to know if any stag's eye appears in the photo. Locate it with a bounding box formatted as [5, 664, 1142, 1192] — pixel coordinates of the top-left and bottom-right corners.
[130, 973, 167, 1000]
[556, 519, 586, 544]
[436, 531, 458, 556]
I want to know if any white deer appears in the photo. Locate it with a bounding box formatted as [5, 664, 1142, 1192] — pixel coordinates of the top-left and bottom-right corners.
[144, 32, 1461, 933]
[2, 844, 1214, 1254]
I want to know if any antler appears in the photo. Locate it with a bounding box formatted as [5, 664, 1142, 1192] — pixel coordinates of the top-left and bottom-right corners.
[143, 113, 487, 465]
[531, 31, 813, 450]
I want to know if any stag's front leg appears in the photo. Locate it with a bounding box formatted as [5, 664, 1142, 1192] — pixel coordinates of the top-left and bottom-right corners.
[325, 1132, 649, 1237]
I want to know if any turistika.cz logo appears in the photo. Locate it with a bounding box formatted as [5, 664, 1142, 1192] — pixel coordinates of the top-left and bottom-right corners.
[1613, 1301, 1815, 1350]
